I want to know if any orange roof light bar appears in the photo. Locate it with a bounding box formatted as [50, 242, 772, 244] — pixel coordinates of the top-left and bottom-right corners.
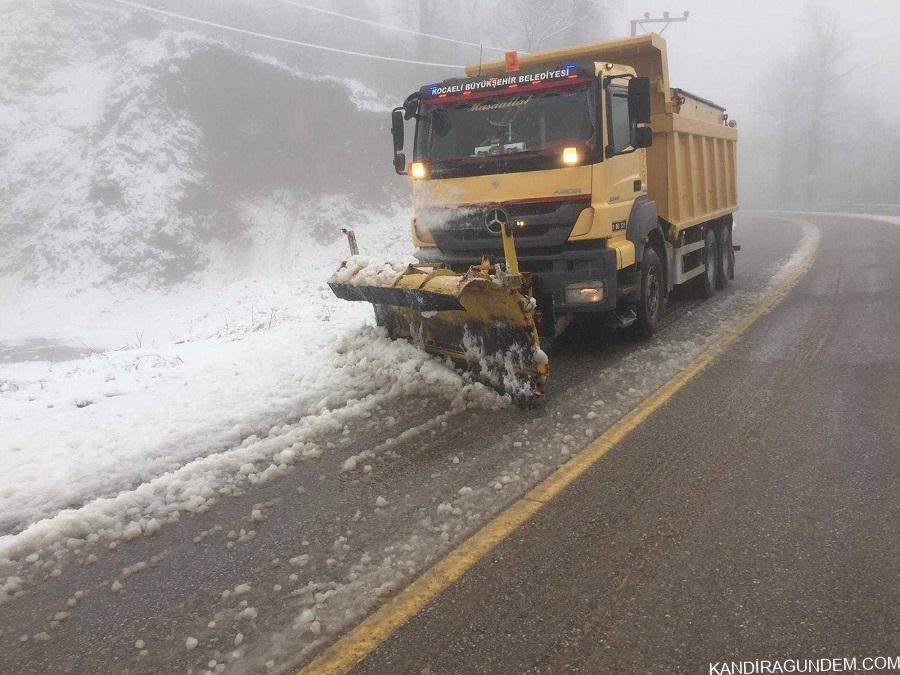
[505, 50, 519, 72]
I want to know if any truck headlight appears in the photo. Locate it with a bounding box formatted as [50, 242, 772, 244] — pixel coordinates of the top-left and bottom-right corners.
[410, 162, 427, 179]
[565, 281, 605, 304]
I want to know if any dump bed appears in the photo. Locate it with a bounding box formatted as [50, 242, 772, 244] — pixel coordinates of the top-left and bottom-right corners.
[466, 34, 738, 234]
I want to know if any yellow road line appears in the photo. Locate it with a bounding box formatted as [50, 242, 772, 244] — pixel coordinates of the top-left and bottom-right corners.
[300, 245, 817, 675]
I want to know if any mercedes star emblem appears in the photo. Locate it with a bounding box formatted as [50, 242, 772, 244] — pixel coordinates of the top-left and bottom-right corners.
[484, 208, 508, 235]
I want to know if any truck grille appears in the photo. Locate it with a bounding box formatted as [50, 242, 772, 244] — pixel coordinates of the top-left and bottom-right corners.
[423, 198, 590, 253]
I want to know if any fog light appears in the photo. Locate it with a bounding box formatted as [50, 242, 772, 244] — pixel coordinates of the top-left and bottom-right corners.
[410, 162, 427, 179]
[562, 146, 579, 165]
[565, 281, 604, 304]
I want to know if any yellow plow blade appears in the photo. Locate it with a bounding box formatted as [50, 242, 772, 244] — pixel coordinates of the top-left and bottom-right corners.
[329, 262, 548, 399]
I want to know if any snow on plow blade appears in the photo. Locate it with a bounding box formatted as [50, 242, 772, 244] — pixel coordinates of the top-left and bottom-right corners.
[329, 260, 548, 399]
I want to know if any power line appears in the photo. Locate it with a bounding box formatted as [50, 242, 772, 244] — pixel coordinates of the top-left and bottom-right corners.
[271, 0, 521, 54]
[105, 0, 465, 69]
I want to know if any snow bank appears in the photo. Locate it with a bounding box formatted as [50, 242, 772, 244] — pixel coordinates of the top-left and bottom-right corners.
[0, 321, 504, 563]
[0, 189, 456, 541]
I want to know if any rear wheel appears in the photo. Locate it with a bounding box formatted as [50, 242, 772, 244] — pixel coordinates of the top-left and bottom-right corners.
[695, 228, 718, 299]
[717, 224, 735, 287]
[634, 246, 665, 337]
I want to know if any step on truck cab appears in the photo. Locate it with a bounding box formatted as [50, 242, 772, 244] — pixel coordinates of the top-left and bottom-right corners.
[392, 33, 738, 342]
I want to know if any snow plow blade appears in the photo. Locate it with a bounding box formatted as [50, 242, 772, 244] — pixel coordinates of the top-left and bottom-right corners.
[329, 261, 548, 399]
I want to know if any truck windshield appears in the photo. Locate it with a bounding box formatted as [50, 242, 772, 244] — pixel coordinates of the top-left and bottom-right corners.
[414, 81, 596, 178]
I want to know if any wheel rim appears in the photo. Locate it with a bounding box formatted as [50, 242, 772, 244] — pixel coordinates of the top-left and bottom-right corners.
[647, 267, 660, 317]
[706, 237, 717, 286]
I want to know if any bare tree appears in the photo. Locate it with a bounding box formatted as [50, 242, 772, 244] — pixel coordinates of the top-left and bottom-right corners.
[770, 6, 847, 208]
[500, 0, 620, 52]
[569, 0, 620, 44]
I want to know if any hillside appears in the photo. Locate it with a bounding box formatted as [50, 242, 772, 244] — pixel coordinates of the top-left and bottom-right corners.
[0, 0, 402, 291]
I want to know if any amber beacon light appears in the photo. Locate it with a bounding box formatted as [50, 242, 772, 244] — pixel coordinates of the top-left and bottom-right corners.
[505, 50, 519, 72]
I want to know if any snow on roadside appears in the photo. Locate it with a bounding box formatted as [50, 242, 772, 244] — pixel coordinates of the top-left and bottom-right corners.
[0, 195, 509, 564]
[0, 320, 504, 566]
[774, 210, 900, 228]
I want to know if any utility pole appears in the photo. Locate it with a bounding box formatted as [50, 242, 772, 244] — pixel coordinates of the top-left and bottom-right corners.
[630, 11, 689, 36]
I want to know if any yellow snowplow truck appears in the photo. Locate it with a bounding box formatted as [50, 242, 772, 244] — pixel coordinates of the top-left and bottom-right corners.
[330, 33, 738, 399]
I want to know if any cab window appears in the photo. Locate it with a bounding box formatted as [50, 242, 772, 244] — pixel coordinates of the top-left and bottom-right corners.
[607, 85, 632, 154]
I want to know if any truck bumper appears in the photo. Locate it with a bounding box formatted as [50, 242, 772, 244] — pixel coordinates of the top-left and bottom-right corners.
[415, 245, 619, 313]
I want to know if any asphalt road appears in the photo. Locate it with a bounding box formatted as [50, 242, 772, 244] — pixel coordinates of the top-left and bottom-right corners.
[353, 213, 900, 674]
[3, 213, 895, 674]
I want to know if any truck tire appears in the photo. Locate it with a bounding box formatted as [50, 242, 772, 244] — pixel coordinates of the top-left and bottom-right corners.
[634, 246, 665, 337]
[695, 228, 718, 299]
[717, 224, 735, 287]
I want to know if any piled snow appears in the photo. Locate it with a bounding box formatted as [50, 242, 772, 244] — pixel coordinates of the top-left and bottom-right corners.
[0, 195, 506, 554]
[461, 329, 541, 400]
[330, 255, 418, 287]
[0, 182, 505, 564]
[0, 318, 504, 562]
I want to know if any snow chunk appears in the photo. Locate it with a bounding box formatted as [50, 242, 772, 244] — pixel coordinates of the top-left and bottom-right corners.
[330, 255, 416, 287]
[238, 607, 258, 620]
[122, 521, 142, 541]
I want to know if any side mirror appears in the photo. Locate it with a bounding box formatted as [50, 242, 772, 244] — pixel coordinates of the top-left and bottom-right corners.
[628, 76, 652, 124]
[391, 108, 406, 174]
[391, 109, 404, 153]
[632, 126, 653, 149]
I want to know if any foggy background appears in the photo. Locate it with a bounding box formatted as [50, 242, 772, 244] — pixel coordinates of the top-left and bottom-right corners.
[1, 0, 898, 302]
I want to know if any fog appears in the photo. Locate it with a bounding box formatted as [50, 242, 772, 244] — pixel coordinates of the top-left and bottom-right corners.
[1, 0, 898, 301]
[57, 0, 900, 210]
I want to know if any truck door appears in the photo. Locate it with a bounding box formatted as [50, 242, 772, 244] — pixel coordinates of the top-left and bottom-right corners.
[597, 82, 643, 252]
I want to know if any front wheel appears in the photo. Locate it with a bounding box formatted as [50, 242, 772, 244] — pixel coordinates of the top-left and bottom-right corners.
[634, 246, 665, 337]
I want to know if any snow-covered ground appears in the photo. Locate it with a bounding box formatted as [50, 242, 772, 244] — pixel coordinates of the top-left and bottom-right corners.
[0, 204, 511, 562]
[1, 0, 448, 562]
